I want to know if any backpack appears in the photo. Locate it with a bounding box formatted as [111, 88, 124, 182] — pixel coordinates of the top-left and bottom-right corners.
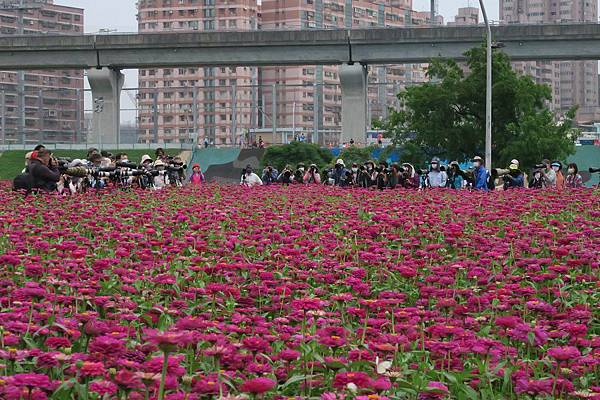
[13, 173, 34, 193]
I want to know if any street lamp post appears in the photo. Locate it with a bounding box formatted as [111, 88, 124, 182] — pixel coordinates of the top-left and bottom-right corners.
[478, 0, 492, 169]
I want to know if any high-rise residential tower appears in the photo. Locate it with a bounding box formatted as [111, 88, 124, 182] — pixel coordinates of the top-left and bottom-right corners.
[448, 7, 479, 26]
[260, 0, 430, 146]
[137, 0, 259, 145]
[0, 0, 84, 145]
[500, 0, 599, 122]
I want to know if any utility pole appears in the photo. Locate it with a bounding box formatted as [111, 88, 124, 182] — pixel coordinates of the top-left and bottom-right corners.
[478, 0, 493, 169]
[0, 0, 45, 145]
[430, 0, 436, 25]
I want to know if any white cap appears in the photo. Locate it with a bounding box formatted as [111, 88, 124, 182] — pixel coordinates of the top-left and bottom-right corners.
[511, 159, 519, 166]
[154, 159, 165, 167]
[336, 159, 345, 166]
[141, 154, 153, 164]
[69, 159, 85, 168]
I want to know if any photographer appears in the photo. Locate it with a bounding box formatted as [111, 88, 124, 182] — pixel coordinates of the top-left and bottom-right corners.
[446, 162, 464, 189]
[332, 159, 348, 186]
[278, 165, 294, 185]
[565, 163, 583, 189]
[388, 164, 401, 189]
[153, 160, 168, 189]
[137, 155, 155, 189]
[240, 165, 263, 187]
[400, 163, 420, 189]
[166, 156, 187, 187]
[502, 163, 525, 190]
[472, 156, 489, 191]
[375, 162, 388, 190]
[261, 165, 279, 185]
[294, 164, 306, 184]
[426, 157, 447, 188]
[529, 167, 545, 189]
[303, 164, 321, 184]
[356, 165, 371, 188]
[28, 149, 61, 192]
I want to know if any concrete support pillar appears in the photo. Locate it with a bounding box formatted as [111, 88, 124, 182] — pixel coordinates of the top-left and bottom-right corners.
[339, 62, 368, 145]
[87, 67, 124, 146]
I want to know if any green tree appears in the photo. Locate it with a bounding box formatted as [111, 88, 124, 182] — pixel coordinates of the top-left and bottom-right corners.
[337, 145, 378, 166]
[379, 46, 578, 169]
[261, 142, 333, 171]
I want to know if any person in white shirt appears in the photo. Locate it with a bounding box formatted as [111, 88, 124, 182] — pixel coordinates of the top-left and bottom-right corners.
[153, 159, 168, 190]
[240, 165, 263, 187]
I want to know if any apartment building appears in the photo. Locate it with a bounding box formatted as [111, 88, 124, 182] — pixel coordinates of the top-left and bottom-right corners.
[259, 0, 430, 146]
[448, 7, 479, 26]
[137, 0, 259, 145]
[500, 0, 599, 122]
[0, 0, 84, 145]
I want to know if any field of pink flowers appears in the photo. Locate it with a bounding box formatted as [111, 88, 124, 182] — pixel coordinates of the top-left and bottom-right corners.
[0, 185, 599, 400]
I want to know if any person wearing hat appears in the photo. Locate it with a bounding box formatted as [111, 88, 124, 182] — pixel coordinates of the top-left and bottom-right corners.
[333, 159, 348, 186]
[502, 163, 525, 190]
[472, 156, 489, 191]
[187, 163, 205, 186]
[427, 157, 447, 188]
[552, 161, 565, 190]
[140, 154, 153, 168]
[152, 159, 168, 190]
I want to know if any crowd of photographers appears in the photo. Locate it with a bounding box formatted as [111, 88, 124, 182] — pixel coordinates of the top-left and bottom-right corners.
[249, 156, 596, 191]
[13, 145, 204, 194]
[12, 144, 597, 193]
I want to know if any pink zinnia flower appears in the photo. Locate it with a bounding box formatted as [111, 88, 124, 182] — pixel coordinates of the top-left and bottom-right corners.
[317, 327, 348, 348]
[89, 380, 118, 396]
[79, 362, 106, 378]
[332, 371, 372, 389]
[8, 373, 55, 390]
[547, 346, 581, 362]
[240, 377, 276, 394]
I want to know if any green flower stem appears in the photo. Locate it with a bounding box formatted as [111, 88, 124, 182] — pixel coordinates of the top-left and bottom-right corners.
[157, 351, 169, 400]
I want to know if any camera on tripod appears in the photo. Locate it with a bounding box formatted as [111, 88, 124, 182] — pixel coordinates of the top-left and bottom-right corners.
[589, 167, 600, 173]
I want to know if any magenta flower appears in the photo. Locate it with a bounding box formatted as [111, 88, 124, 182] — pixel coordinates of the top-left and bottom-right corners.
[547, 346, 581, 362]
[240, 377, 276, 394]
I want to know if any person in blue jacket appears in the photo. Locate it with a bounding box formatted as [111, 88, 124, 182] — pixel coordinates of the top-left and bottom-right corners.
[502, 163, 525, 190]
[472, 156, 489, 191]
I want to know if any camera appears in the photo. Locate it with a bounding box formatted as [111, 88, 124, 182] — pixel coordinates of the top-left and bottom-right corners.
[418, 169, 429, 176]
[589, 167, 600, 173]
[115, 161, 139, 169]
[534, 164, 546, 170]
